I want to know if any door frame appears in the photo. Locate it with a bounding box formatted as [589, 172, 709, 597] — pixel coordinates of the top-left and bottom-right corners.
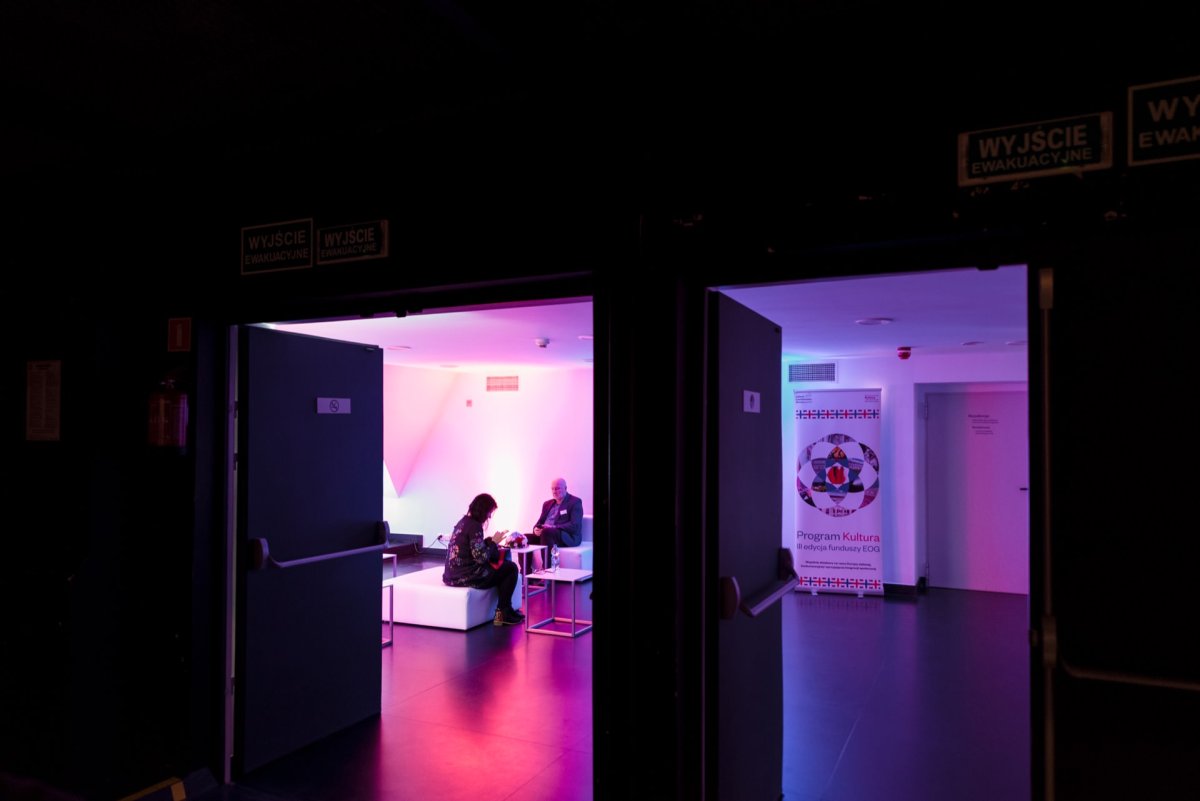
[204, 249, 1047, 799]
[216, 277, 601, 785]
[694, 254, 1044, 800]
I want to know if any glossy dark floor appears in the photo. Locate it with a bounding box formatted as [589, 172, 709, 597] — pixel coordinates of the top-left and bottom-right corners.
[783, 590, 1030, 801]
[198, 554, 1029, 801]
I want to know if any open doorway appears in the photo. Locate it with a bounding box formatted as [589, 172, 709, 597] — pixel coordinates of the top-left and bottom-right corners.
[718, 264, 1032, 799]
[229, 297, 596, 800]
[720, 265, 1029, 592]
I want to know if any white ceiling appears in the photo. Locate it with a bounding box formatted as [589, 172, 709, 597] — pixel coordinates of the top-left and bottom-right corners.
[722, 265, 1029, 362]
[269, 298, 597, 371]
[269, 265, 1028, 369]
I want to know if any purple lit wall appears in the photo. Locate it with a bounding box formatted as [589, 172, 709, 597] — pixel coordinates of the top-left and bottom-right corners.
[383, 365, 594, 546]
[782, 349, 1028, 592]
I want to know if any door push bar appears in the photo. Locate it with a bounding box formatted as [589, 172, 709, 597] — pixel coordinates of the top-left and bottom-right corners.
[719, 548, 800, 620]
[249, 538, 386, 570]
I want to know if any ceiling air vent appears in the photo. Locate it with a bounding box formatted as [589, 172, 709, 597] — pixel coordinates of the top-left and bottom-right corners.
[486, 375, 519, 392]
[789, 362, 837, 383]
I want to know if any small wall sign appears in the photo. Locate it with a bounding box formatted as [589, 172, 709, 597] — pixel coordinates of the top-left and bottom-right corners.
[241, 218, 314, 274]
[316, 397, 352, 414]
[317, 220, 389, 265]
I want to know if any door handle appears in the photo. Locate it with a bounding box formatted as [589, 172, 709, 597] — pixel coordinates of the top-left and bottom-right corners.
[720, 548, 800, 620]
[249, 538, 386, 570]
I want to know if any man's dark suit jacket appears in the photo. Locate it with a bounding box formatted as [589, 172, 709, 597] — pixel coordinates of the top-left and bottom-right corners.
[532, 493, 584, 547]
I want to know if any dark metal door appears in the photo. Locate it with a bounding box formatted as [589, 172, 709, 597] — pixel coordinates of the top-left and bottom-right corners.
[1035, 246, 1200, 800]
[709, 291, 787, 801]
[234, 325, 384, 773]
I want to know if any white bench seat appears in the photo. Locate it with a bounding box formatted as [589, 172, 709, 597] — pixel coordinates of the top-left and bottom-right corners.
[557, 514, 594, 571]
[382, 566, 523, 630]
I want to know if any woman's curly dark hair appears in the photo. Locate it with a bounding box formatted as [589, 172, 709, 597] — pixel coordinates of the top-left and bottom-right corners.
[467, 493, 497, 522]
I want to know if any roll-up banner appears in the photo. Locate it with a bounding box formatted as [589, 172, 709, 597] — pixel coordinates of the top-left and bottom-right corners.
[793, 389, 883, 596]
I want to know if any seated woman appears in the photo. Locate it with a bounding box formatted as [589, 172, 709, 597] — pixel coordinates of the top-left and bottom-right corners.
[442, 492, 525, 626]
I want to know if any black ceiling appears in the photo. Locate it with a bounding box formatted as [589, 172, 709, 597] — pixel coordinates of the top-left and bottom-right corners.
[3, 2, 1198, 196]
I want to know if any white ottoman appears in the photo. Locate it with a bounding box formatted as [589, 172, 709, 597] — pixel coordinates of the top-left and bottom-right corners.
[382, 566, 523, 630]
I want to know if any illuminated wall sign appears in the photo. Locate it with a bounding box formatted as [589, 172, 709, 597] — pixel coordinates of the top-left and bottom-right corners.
[317, 220, 389, 265]
[1128, 75, 1200, 167]
[241, 218, 314, 274]
[957, 113, 1112, 186]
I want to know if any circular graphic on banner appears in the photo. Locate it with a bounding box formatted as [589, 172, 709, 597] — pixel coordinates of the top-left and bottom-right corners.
[796, 434, 880, 517]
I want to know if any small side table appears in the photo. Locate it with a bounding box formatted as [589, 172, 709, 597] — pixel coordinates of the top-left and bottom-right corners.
[509, 545, 547, 610]
[526, 567, 593, 638]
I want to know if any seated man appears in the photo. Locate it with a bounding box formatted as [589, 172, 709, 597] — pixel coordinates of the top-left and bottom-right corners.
[527, 477, 584, 570]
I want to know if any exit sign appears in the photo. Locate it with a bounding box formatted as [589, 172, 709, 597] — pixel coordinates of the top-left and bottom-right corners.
[241, 218, 314, 274]
[1129, 74, 1200, 166]
[958, 113, 1112, 186]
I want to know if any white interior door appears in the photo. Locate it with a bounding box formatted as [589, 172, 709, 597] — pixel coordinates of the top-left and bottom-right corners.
[925, 390, 1029, 593]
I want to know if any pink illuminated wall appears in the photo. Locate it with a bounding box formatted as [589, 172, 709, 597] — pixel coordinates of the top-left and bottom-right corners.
[383, 365, 594, 545]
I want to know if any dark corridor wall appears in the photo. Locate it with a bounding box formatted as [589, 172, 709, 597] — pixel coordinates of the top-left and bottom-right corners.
[4, 52, 1200, 800]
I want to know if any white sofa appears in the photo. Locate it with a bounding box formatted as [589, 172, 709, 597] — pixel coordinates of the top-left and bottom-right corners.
[382, 566, 523, 630]
[557, 514, 594, 571]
